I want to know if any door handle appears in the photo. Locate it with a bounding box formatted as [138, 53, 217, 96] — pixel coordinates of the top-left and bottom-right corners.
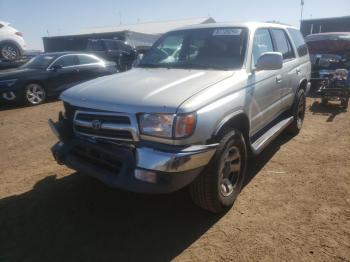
[276, 75, 282, 84]
[296, 68, 301, 75]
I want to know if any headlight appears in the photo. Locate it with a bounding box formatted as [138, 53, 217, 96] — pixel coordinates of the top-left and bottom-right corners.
[139, 113, 175, 138]
[138, 113, 196, 138]
[0, 79, 17, 87]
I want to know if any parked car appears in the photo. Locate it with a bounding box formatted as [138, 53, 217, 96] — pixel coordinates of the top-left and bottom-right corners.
[0, 21, 27, 61]
[0, 52, 117, 105]
[86, 39, 137, 71]
[305, 32, 350, 86]
[49, 22, 311, 213]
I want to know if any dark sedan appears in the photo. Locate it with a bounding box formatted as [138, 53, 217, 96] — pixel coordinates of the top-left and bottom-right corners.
[0, 52, 117, 105]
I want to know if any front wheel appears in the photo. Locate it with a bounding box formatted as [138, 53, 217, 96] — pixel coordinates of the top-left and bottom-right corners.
[286, 89, 306, 136]
[24, 83, 46, 105]
[189, 129, 247, 213]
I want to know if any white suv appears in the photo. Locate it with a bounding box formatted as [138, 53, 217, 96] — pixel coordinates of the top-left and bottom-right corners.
[0, 21, 27, 61]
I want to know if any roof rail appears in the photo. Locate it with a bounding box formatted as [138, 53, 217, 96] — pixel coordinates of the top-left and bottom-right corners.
[265, 21, 291, 26]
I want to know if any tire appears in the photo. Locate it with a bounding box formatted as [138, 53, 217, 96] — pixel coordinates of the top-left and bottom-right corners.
[341, 97, 349, 109]
[0, 43, 20, 61]
[24, 83, 46, 105]
[189, 129, 247, 213]
[286, 89, 306, 136]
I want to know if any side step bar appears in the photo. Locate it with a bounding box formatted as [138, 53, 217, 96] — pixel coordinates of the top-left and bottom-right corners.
[250, 116, 294, 155]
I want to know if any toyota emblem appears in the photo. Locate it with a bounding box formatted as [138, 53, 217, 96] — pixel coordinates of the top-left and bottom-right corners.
[91, 119, 102, 130]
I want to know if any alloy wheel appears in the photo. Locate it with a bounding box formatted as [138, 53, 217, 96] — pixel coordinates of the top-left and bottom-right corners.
[297, 95, 306, 129]
[219, 145, 241, 197]
[25, 84, 46, 105]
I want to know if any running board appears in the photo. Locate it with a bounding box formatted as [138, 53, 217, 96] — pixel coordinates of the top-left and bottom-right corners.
[250, 116, 294, 155]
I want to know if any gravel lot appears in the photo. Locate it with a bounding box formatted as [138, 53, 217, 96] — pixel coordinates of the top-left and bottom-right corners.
[0, 98, 349, 262]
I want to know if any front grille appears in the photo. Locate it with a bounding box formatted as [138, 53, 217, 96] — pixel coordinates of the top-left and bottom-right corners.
[76, 113, 130, 125]
[73, 111, 135, 141]
[75, 126, 133, 139]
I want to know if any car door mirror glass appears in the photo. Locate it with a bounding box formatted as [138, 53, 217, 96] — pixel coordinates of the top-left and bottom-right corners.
[255, 52, 283, 71]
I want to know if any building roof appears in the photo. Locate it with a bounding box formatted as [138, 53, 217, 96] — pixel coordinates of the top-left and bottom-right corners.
[78, 17, 215, 35]
[301, 15, 350, 22]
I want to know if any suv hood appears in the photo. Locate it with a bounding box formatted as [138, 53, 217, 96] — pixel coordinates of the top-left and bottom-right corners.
[61, 68, 234, 113]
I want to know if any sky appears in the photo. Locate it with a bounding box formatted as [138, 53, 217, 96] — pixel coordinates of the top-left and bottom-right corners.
[0, 0, 349, 50]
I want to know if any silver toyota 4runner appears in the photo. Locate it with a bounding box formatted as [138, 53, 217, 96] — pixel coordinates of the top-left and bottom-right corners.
[49, 22, 311, 213]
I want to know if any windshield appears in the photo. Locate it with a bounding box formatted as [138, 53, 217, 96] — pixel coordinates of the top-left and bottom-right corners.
[22, 54, 57, 69]
[138, 27, 248, 70]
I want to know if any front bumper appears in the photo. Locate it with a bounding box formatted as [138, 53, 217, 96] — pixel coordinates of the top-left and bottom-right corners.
[49, 119, 217, 193]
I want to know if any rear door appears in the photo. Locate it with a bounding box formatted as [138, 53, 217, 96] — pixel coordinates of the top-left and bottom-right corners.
[76, 54, 106, 82]
[270, 29, 298, 111]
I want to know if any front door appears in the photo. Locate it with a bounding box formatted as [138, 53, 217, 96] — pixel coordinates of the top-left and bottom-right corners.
[248, 28, 283, 136]
[47, 54, 79, 94]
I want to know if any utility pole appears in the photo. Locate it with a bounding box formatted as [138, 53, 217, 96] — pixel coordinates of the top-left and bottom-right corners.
[300, 0, 304, 23]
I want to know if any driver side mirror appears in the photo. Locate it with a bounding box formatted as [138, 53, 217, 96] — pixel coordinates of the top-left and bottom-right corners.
[255, 52, 283, 71]
[50, 64, 62, 71]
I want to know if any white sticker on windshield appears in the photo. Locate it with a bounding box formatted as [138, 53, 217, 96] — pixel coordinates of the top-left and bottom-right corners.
[213, 28, 242, 36]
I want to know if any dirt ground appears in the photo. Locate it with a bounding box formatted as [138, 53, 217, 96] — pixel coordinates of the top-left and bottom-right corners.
[0, 98, 349, 262]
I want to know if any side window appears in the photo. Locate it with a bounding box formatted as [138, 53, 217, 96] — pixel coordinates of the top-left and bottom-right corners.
[77, 55, 100, 65]
[252, 28, 274, 66]
[53, 55, 76, 68]
[0, 24, 3, 29]
[271, 29, 295, 60]
[87, 40, 104, 51]
[287, 28, 308, 57]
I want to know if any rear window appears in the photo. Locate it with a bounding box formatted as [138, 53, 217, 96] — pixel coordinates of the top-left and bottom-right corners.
[288, 28, 308, 57]
[77, 55, 100, 65]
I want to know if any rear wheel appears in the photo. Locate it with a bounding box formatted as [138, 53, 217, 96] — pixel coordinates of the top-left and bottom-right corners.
[0, 43, 20, 61]
[189, 129, 247, 213]
[286, 89, 306, 136]
[24, 83, 46, 105]
[321, 97, 328, 106]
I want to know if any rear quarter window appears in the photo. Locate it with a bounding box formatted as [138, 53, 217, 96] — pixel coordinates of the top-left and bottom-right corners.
[287, 28, 308, 57]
